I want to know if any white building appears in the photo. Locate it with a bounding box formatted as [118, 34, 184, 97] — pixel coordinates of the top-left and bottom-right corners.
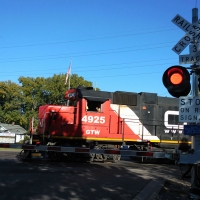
[0, 123, 27, 143]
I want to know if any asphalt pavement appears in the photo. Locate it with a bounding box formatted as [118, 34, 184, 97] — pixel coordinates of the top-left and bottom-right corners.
[133, 179, 165, 200]
[0, 150, 191, 200]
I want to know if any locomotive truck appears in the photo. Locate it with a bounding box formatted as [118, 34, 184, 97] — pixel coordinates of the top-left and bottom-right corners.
[25, 86, 190, 162]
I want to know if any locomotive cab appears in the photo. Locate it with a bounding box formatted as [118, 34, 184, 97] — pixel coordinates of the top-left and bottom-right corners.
[36, 87, 112, 146]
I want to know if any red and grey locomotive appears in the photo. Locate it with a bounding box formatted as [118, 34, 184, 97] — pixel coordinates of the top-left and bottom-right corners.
[34, 86, 190, 161]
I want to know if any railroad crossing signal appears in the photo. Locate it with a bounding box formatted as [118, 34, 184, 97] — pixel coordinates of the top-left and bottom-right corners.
[171, 14, 200, 55]
[169, 8, 200, 196]
[162, 66, 191, 98]
[163, 13, 200, 98]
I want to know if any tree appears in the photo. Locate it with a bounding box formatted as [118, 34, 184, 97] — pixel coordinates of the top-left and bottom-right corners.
[0, 73, 96, 130]
[0, 81, 28, 128]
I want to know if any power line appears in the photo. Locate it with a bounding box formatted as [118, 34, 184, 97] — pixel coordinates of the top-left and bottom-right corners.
[0, 43, 176, 64]
[0, 58, 177, 76]
[0, 40, 177, 63]
[0, 28, 177, 49]
[0, 26, 181, 82]
[83, 71, 162, 79]
[0, 70, 163, 80]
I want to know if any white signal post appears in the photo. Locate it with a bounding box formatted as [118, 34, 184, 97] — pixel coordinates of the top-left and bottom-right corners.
[172, 8, 200, 196]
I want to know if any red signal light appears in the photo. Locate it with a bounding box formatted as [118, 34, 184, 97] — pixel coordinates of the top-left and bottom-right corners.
[163, 66, 190, 98]
[170, 73, 183, 84]
[167, 67, 184, 84]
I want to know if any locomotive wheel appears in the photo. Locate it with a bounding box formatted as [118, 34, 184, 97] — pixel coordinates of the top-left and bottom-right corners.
[112, 155, 121, 163]
[102, 154, 108, 162]
[89, 153, 95, 162]
[95, 154, 104, 162]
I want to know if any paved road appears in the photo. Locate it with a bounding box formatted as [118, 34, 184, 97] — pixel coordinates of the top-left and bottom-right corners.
[0, 151, 189, 200]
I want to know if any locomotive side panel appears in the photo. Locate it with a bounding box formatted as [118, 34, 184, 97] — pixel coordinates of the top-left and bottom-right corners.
[110, 91, 191, 149]
[37, 105, 80, 137]
[110, 92, 160, 143]
[157, 97, 179, 142]
[138, 93, 190, 148]
[80, 98, 111, 139]
[109, 104, 141, 142]
[138, 92, 159, 142]
[157, 96, 190, 149]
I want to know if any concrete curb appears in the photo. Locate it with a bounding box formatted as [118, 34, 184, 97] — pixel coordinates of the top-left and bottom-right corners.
[132, 179, 165, 200]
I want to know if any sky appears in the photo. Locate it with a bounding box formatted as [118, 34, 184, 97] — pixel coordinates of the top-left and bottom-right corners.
[0, 0, 199, 97]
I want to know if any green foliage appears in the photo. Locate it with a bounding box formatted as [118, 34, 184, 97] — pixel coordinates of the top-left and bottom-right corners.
[0, 73, 97, 131]
[18, 134, 30, 144]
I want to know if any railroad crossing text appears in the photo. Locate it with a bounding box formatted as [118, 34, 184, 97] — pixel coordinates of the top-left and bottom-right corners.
[179, 97, 200, 122]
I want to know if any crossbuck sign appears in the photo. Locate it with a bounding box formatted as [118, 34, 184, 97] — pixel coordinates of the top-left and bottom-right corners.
[172, 14, 200, 55]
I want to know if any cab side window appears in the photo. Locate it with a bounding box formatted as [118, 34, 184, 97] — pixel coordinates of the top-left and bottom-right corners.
[86, 100, 102, 112]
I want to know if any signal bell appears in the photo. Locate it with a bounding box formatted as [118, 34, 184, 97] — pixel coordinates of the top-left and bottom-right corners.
[162, 66, 191, 98]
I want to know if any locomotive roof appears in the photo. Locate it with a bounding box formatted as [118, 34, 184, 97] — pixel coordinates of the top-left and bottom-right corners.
[77, 87, 112, 102]
[75, 87, 178, 105]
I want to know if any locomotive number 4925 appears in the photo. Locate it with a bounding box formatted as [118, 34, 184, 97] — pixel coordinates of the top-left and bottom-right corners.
[82, 115, 105, 124]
